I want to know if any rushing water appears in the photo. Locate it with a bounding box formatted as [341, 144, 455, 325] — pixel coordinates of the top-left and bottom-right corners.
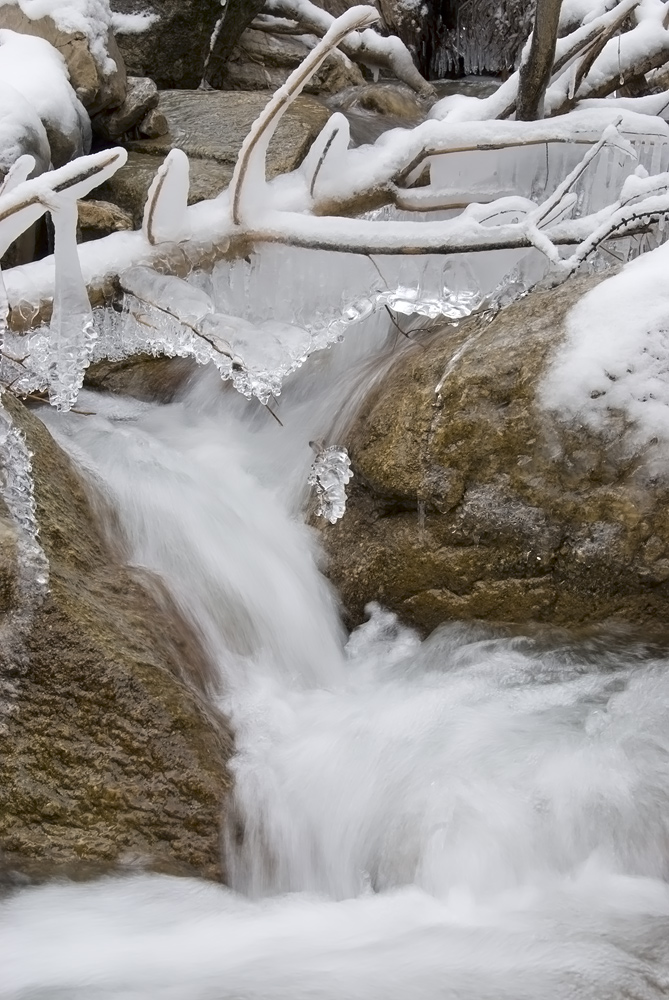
[4, 314, 669, 998]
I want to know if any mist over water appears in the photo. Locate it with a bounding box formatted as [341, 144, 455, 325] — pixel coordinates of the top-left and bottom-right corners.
[4, 320, 669, 998]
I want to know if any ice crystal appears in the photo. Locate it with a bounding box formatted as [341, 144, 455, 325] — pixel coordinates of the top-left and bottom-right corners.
[308, 445, 353, 523]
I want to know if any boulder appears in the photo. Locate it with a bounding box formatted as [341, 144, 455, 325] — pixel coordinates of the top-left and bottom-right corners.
[317, 274, 669, 634]
[0, 0, 126, 114]
[221, 27, 365, 94]
[92, 74, 158, 140]
[0, 394, 233, 884]
[110, 0, 227, 89]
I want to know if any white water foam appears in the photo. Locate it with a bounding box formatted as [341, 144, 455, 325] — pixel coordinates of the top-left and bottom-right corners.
[4, 317, 669, 998]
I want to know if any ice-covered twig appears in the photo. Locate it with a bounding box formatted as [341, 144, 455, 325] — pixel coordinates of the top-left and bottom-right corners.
[266, 0, 435, 98]
[229, 5, 381, 226]
[143, 149, 191, 246]
[0, 148, 126, 257]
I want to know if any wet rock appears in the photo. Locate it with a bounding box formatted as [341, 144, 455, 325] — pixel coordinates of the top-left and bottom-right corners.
[77, 199, 134, 241]
[84, 355, 199, 403]
[0, 394, 233, 884]
[317, 274, 669, 634]
[330, 82, 425, 121]
[93, 75, 158, 140]
[221, 27, 364, 94]
[110, 0, 227, 89]
[0, 3, 126, 114]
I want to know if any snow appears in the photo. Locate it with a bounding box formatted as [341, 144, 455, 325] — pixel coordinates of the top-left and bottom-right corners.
[0, 0, 117, 75]
[540, 240, 669, 449]
[110, 10, 156, 33]
[0, 80, 49, 176]
[0, 29, 90, 162]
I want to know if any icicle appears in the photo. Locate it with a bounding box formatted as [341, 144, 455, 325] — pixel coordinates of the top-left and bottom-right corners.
[46, 195, 95, 412]
[308, 444, 353, 523]
[0, 396, 48, 601]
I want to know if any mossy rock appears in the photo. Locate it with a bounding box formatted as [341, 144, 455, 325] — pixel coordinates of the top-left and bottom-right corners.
[318, 273, 669, 634]
[0, 394, 233, 885]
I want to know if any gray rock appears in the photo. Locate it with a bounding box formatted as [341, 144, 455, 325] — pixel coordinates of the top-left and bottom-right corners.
[124, 90, 329, 174]
[317, 274, 669, 634]
[93, 76, 158, 140]
[0, 393, 233, 884]
[138, 107, 168, 138]
[110, 0, 227, 89]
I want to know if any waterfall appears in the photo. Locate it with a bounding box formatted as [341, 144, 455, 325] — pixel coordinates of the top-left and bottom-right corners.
[4, 313, 669, 998]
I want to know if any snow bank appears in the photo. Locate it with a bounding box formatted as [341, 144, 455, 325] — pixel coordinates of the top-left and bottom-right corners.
[540, 241, 669, 448]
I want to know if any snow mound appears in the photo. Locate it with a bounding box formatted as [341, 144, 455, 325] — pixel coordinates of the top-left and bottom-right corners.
[539, 242, 669, 448]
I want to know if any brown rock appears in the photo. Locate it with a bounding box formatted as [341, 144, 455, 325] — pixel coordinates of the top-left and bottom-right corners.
[0, 394, 233, 884]
[317, 274, 669, 635]
[77, 199, 134, 241]
[138, 107, 168, 139]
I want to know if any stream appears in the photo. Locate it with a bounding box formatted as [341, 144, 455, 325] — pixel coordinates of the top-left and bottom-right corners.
[3, 304, 669, 998]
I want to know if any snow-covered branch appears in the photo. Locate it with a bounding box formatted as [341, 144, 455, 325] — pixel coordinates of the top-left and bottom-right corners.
[265, 0, 435, 98]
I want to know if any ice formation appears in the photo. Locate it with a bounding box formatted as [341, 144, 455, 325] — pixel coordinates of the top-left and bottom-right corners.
[308, 445, 353, 522]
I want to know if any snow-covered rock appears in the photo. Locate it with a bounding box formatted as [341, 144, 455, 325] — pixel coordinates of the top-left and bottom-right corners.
[0, 0, 126, 114]
[0, 79, 50, 177]
[0, 28, 90, 166]
[319, 273, 669, 634]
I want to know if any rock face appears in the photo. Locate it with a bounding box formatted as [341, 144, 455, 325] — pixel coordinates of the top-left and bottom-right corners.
[319, 275, 669, 634]
[100, 91, 329, 224]
[110, 0, 229, 89]
[0, 394, 233, 884]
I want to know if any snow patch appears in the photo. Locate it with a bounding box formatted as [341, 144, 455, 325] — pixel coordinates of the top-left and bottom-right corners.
[539, 241, 669, 448]
[110, 10, 157, 33]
